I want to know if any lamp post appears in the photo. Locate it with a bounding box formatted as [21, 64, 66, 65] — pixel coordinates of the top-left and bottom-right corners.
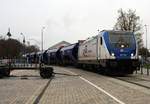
[41, 27, 45, 53]
[20, 33, 25, 44]
[20, 33, 26, 66]
[20, 33, 26, 56]
[40, 27, 45, 64]
[145, 25, 148, 58]
[144, 24, 149, 75]
[6, 28, 12, 61]
[7, 28, 11, 38]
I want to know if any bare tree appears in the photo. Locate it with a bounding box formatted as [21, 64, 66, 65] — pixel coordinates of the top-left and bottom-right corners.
[0, 38, 39, 58]
[0, 38, 6, 58]
[25, 45, 40, 53]
[114, 9, 143, 49]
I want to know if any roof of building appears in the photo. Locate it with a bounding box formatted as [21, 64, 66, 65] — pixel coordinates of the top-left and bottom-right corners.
[48, 41, 71, 50]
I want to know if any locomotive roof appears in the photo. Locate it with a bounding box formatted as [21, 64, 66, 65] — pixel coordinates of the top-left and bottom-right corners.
[81, 30, 134, 45]
[81, 35, 97, 45]
[100, 30, 133, 34]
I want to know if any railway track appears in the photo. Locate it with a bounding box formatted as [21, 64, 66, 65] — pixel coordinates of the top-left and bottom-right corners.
[66, 66, 150, 90]
[114, 76, 150, 89]
[64, 66, 150, 90]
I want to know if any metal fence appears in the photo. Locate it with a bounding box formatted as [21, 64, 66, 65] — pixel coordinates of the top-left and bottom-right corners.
[0, 58, 40, 70]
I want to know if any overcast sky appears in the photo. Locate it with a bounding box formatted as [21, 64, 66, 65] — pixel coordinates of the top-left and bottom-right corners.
[0, 0, 150, 49]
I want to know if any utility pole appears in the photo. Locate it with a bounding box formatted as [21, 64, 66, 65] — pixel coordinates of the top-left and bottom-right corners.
[6, 28, 12, 63]
[41, 27, 45, 53]
[20, 33, 26, 66]
[145, 24, 149, 75]
[40, 27, 45, 64]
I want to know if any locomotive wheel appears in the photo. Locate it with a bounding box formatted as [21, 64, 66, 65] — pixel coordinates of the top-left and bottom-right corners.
[40, 67, 53, 79]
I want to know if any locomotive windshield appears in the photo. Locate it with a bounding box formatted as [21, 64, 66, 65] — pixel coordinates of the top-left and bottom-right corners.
[109, 32, 135, 48]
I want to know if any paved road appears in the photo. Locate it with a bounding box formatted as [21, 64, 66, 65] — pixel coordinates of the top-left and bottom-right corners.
[0, 66, 150, 104]
[40, 68, 119, 104]
[39, 66, 150, 104]
[0, 70, 49, 104]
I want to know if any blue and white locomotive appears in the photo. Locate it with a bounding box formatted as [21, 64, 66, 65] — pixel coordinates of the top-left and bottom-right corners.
[78, 30, 139, 74]
[35, 30, 140, 74]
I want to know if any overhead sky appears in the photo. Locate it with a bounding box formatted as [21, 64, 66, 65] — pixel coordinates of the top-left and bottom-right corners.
[0, 0, 149, 49]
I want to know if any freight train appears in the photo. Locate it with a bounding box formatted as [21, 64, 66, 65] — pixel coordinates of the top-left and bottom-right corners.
[28, 30, 140, 74]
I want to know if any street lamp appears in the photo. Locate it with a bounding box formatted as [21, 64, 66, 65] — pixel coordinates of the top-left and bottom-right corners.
[20, 33, 26, 56]
[20, 33, 25, 44]
[20, 33, 26, 65]
[6, 28, 12, 59]
[144, 24, 149, 75]
[144, 25, 148, 57]
[41, 27, 45, 52]
[7, 28, 11, 38]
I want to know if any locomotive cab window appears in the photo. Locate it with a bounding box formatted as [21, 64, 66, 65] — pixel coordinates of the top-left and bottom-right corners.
[109, 32, 135, 48]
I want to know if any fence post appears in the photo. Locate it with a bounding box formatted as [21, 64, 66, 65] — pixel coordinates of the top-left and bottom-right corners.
[147, 65, 149, 75]
[141, 64, 143, 74]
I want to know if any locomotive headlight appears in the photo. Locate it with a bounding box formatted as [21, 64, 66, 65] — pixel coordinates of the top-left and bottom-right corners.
[121, 45, 125, 48]
[111, 53, 115, 56]
[131, 53, 134, 57]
